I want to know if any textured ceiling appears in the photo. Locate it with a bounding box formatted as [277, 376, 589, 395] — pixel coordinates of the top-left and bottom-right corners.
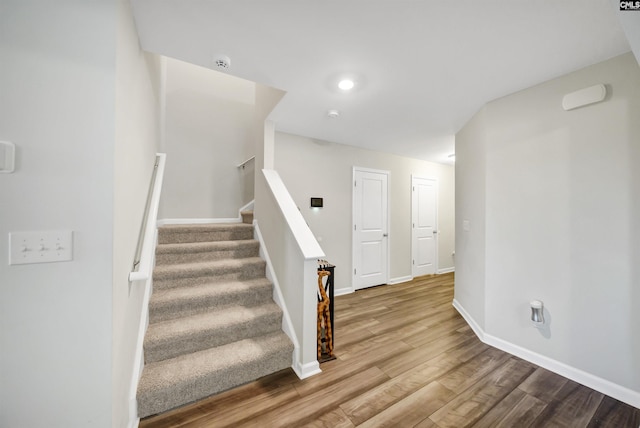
[131, 0, 631, 164]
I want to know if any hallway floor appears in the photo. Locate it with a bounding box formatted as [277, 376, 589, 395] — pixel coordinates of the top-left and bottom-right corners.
[140, 273, 639, 427]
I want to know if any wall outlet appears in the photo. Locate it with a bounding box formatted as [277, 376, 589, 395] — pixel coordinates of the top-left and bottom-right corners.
[9, 231, 73, 265]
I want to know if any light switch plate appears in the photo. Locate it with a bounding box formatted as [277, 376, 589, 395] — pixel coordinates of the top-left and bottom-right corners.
[9, 231, 73, 265]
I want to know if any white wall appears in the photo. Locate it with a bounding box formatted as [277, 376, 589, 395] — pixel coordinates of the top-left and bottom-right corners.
[617, 8, 640, 66]
[455, 52, 640, 403]
[0, 1, 116, 426]
[454, 108, 487, 330]
[112, 0, 161, 426]
[274, 132, 455, 294]
[160, 58, 256, 219]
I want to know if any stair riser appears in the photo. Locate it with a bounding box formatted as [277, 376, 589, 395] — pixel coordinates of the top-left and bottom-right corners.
[144, 312, 284, 363]
[149, 286, 273, 324]
[158, 229, 253, 244]
[155, 246, 259, 265]
[137, 345, 293, 419]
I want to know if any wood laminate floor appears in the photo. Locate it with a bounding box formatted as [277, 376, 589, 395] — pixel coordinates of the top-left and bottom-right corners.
[140, 273, 639, 428]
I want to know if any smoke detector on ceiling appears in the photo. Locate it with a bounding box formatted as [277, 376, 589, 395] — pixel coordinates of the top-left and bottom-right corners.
[213, 54, 231, 70]
[327, 109, 340, 118]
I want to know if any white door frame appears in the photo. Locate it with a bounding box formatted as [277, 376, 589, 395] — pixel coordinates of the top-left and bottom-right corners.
[352, 166, 390, 291]
[411, 175, 438, 278]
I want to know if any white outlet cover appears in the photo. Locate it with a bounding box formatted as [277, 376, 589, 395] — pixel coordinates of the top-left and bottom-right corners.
[9, 230, 73, 265]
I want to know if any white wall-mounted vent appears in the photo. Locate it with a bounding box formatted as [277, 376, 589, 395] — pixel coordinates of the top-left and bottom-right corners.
[562, 84, 606, 111]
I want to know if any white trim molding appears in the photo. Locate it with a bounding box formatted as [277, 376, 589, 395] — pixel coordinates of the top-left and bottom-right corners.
[158, 200, 255, 227]
[388, 275, 413, 285]
[452, 299, 486, 342]
[437, 267, 455, 274]
[452, 299, 640, 409]
[157, 218, 241, 226]
[334, 287, 354, 297]
[293, 360, 322, 380]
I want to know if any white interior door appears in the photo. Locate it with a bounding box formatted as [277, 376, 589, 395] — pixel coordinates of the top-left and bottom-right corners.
[353, 168, 389, 290]
[412, 177, 437, 277]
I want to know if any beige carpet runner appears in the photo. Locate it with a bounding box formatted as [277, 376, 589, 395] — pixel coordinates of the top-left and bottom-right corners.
[137, 220, 293, 418]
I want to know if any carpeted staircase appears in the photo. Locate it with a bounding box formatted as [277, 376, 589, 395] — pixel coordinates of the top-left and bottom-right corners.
[136, 217, 294, 418]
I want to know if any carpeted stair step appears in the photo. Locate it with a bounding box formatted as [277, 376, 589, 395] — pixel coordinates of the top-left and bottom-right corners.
[148, 277, 273, 323]
[155, 239, 260, 265]
[241, 210, 253, 224]
[138, 220, 293, 419]
[153, 257, 266, 289]
[158, 223, 254, 245]
[144, 302, 284, 363]
[137, 331, 294, 418]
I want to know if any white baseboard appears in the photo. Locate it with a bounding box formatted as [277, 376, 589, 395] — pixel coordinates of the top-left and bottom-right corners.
[388, 275, 413, 285]
[336, 275, 421, 294]
[334, 287, 354, 296]
[452, 299, 640, 409]
[484, 333, 640, 409]
[342, 273, 453, 293]
[128, 393, 139, 427]
[437, 267, 455, 274]
[293, 360, 322, 380]
[157, 217, 241, 226]
[452, 299, 485, 341]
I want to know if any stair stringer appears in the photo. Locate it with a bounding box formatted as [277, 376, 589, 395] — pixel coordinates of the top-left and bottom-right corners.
[253, 221, 321, 380]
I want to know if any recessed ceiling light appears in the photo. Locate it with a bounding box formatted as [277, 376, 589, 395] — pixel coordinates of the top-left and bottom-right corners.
[338, 79, 355, 90]
[327, 109, 340, 118]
